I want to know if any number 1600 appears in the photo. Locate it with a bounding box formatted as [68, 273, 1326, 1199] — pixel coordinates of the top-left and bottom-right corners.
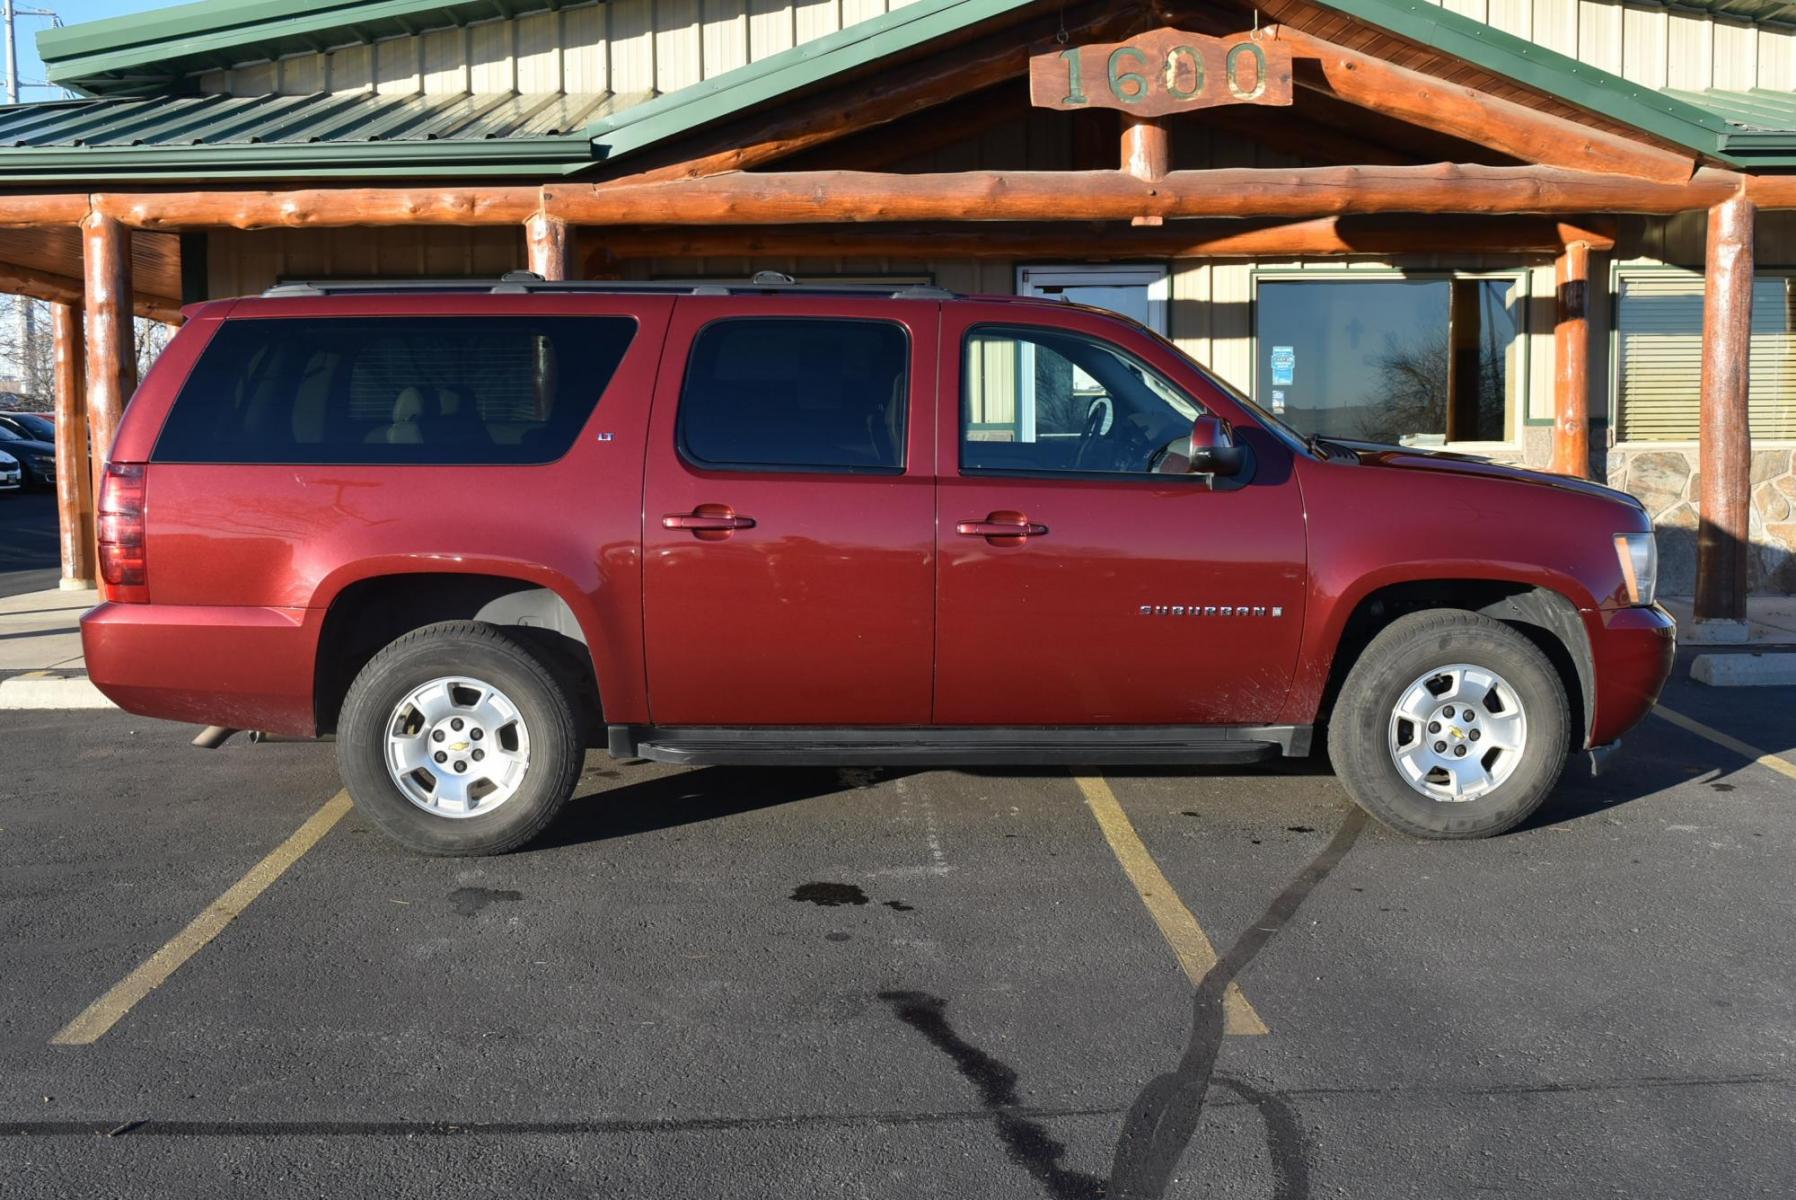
[1061, 42, 1272, 107]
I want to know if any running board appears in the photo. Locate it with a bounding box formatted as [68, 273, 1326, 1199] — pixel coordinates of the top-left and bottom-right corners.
[608, 725, 1312, 767]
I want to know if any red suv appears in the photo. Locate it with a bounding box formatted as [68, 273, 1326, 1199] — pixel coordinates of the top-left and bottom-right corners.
[82, 275, 1674, 854]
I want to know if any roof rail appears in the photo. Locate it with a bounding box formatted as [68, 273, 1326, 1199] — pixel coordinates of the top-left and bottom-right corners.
[261, 271, 956, 301]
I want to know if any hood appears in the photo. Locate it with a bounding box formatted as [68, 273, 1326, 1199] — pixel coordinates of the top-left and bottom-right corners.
[1322, 438, 1644, 509]
[0, 436, 53, 458]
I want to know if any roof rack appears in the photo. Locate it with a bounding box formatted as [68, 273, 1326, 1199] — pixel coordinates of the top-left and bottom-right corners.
[262, 270, 956, 301]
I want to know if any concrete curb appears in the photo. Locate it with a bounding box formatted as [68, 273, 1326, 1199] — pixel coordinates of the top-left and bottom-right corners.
[0, 673, 115, 709]
[1691, 653, 1796, 688]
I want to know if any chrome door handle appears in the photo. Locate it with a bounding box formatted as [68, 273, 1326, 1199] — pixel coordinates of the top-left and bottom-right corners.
[956, 511, 1047, 542]
[663, 512, 756, 531]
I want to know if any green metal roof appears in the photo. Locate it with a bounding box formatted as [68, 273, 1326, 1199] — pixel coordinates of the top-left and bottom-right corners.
[3, 0, 1041, 182]
[0, 90, 636, 180]
[38, 0, 569, 96]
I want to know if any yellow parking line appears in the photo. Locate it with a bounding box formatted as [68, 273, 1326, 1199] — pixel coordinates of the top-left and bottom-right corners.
[1073, 774, 1269, 1036]
[1653, 705, 1796, 783]
[51, 790, 353, 1047]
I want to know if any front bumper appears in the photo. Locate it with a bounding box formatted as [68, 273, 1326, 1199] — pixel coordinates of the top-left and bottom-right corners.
[1584, 604, 1676, 747]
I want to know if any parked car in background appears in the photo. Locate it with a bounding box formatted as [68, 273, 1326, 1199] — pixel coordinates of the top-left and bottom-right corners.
[0, 448, 20, 492]
[0, 411, 55, 439]
[0, 419, 52, 488]
[82, 275, 1675, 856]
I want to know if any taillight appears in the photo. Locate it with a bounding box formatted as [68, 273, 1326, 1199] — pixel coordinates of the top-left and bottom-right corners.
[98, 462, 148, 603]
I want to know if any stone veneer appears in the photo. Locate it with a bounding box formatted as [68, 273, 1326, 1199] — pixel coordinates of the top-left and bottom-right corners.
[1603, 446, 1796, 596]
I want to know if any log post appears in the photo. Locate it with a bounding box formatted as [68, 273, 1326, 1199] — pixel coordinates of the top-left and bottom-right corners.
[1695, 193, 1755, 628]
[525, 212, 572, 281]
[1121, 116, 1169, 227]
[51, 300, 93, 589]
[1551, 239, 1591, 478]
[81, 211, 136, 470]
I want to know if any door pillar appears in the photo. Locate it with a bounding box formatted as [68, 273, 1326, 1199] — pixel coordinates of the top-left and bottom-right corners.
[1551, 239, 1591, 478]
[1695, 193, 1754, 627]
[51, 300, 94, 588]
[81, 211, 136, 471]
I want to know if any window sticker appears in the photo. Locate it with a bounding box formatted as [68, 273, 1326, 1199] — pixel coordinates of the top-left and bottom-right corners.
[1270, 389, 1287, 413]
[1270, 345, 1296, 387]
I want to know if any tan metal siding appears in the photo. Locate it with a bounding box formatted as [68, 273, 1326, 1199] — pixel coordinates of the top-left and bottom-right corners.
[197, 0, 914, 98]
[1458, 0, 1796, 95]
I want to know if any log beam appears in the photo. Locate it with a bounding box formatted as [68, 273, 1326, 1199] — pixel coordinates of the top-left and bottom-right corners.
[93, 188, 538, 232]
[584, 216, 1616, 263]
[0, 193, 92, 228]
[51, 300, 94, 589]
[1271, 27, 1698, 184]
[0, 258, 178, 322]
[81, 211, 136, 471]
[525, 212, 572, 281]
[1551, 239, 1592, 478]
[1695, 193, 1755, 624]
[542, 166, 1741, 225]
[1121, 115, 1170, 226]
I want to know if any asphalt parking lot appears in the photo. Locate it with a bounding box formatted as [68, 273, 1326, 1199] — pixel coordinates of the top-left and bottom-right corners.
[2, 667, 1792, 1199]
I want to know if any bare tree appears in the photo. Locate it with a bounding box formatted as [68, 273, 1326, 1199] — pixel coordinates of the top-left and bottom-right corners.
[0, 293, 178, 411]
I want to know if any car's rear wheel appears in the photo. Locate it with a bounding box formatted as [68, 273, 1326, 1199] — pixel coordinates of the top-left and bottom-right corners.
[337, 621, 581, 855]
[1327, 609, 1570, 839]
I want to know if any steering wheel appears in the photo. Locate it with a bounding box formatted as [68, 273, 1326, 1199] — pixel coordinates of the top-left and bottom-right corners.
[1072, 399, 1111, 470]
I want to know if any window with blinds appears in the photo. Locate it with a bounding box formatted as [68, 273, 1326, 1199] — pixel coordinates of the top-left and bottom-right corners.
[1617, 274, 1796, 442]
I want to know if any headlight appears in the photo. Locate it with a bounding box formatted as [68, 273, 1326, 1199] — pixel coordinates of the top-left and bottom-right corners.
[1614, 532, 1658, 606]
[30, 455, 53, 470]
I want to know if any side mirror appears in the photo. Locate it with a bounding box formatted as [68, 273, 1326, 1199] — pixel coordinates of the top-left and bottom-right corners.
[1188, 415, 1246, 477]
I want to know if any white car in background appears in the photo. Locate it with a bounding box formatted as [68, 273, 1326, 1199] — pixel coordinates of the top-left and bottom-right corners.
[0, 448, 20, 491]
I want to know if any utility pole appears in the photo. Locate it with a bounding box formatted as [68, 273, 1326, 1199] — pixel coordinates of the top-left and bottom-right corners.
[4, 0, 17, 105]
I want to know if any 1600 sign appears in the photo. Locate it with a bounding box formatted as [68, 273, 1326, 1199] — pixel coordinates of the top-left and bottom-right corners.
[1029, 28, 1294, 116]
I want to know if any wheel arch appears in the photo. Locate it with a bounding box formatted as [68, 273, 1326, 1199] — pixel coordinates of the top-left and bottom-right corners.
[1315, 579, 1595, 749]
[311, 567, 605, 742]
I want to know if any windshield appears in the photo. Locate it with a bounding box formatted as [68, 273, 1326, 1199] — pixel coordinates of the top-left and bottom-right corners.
[7, 414, 52, 439]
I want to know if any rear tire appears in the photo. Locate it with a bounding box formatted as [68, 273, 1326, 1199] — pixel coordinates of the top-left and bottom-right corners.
[337, 620, 581, 856]
[1327, 609, 1570, 839]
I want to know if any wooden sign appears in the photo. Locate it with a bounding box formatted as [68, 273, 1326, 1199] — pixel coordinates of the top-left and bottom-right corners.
[1029, 28, 1293, 117]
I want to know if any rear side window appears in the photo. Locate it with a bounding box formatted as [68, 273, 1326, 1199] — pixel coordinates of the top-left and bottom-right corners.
[154, 316, 636, 465]
[677, 318, 908, 472]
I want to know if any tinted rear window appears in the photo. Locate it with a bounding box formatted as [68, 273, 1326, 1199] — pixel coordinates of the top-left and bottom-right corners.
[677, 318, 909, 472]
[154, 316, 636, 465]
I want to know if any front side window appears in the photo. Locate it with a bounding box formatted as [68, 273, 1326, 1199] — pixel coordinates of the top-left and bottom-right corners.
[962, 324, 1202, 476]
[154, 316, 636, 465]
[678, 318, 909, 472]
[1255, 277, 1520, 446]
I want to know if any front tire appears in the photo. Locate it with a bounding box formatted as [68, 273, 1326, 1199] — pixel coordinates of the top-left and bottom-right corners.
[1327, 609, 1570, 839]
[337, 621, 582, 856]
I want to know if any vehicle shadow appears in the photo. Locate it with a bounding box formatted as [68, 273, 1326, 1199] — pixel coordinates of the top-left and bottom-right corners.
[537, 763, 918, 849]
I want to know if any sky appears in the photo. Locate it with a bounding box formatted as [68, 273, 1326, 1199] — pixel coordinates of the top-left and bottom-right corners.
[10, 0, 170, 99]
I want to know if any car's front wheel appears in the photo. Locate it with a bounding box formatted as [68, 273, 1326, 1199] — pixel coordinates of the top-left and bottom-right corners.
[337, 621, 582, 856]
[1327, 609, 1570, 839]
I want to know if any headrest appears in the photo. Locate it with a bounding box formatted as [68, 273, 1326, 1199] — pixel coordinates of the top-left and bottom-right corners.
[391, 386, 426, 423]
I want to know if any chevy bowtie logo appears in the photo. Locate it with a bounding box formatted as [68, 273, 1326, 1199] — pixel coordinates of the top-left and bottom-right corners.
[1140, 604, 1284, 618]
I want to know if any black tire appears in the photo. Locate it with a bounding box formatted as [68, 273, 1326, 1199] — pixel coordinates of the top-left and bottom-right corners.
[336, 620, 582, 856]
[1326, 609, 1570, 840]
